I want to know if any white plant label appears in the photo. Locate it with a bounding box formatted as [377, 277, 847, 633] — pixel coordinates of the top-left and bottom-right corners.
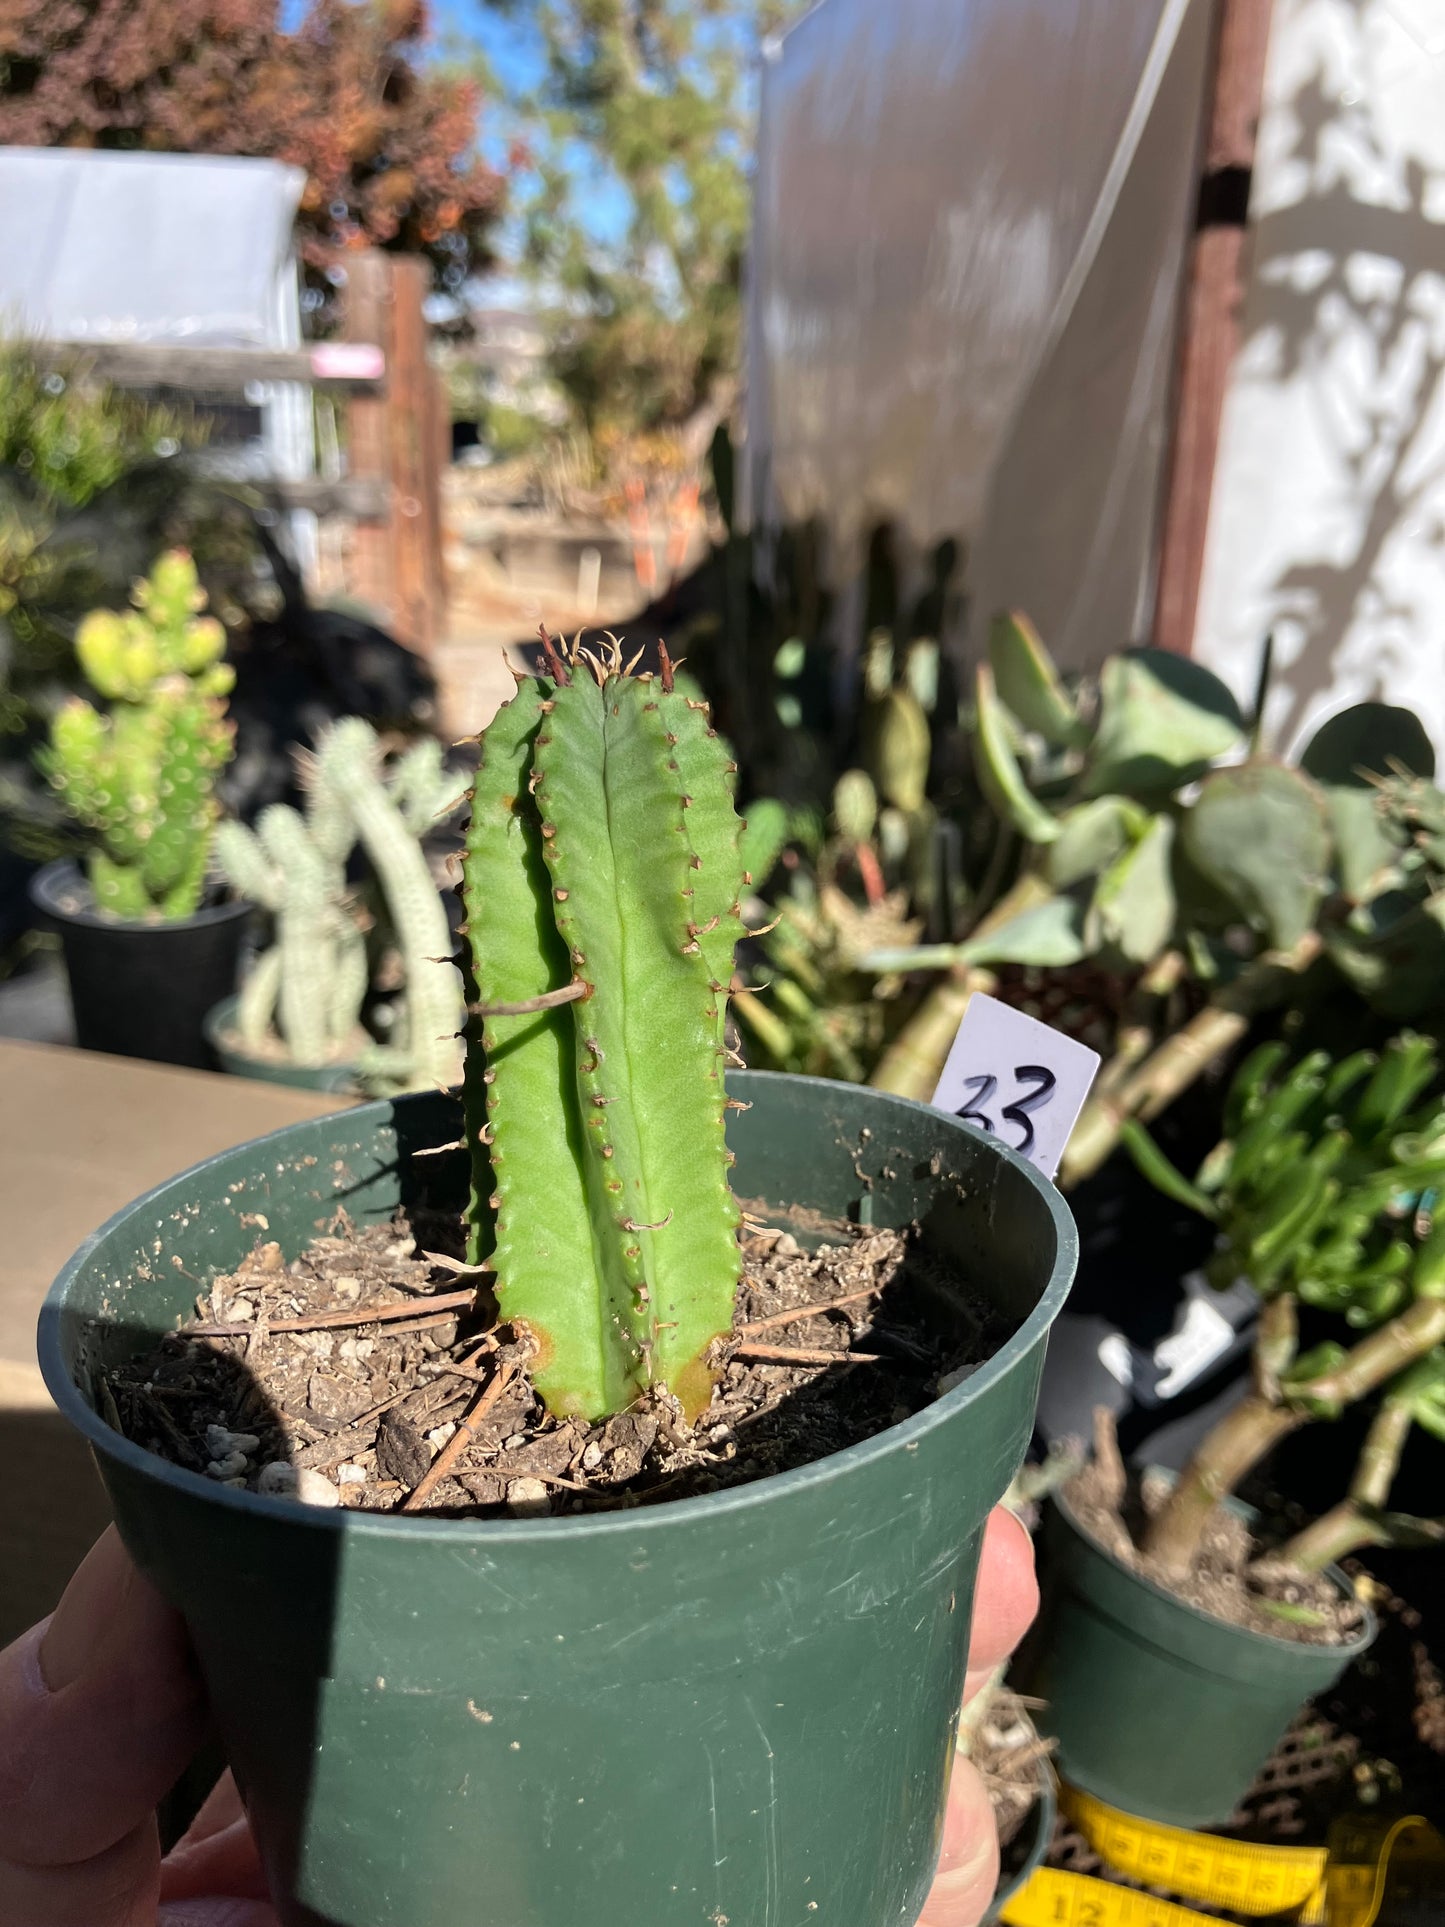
[931, 992, 1100, 1180]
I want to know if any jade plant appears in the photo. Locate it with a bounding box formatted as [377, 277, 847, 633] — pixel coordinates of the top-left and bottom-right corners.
[460, 633, 748, 1421]
[216, 719, 463, 1090]
[39, 550, 234, 919]
[1123, 1034, 1445, 1583]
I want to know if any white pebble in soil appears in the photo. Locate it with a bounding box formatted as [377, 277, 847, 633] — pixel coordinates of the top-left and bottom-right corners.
[297, 1468, 342, 1508]
[427, 1423, 457, 1448]
[205, 1425, 260, 1460]
[256, 1462, 298, 1496]
[336, 1463, 368, 1485]
[506, 1478, 550, 1517]
[580, 1442, 603, 1471]
[205, 1452, 249, 1480]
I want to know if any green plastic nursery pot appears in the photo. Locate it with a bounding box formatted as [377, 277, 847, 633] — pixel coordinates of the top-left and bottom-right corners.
[1020, 1488, 1376, 1829]
[203, 993, 360, 1093]
[39, 1073, 1076, 1927]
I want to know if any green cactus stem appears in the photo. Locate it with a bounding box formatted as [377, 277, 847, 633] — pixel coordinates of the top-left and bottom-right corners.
[40, 549, 233, 920]
[460, 636, 743, 1423]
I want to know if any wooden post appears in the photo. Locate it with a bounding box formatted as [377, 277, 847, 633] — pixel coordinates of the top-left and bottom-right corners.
[345, 251, 396, 629]
[1151, 0, 1277, 655]
[343, 251, 448, 652]
[386, 256, 446, 653]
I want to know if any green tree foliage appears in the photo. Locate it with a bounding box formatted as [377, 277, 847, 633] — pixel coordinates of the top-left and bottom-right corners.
[486, 0, 802, 440]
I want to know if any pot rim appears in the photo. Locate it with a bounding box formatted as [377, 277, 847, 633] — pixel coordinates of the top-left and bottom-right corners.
[1049, 1477, 1378, 1660]
[30, 856, 249, 934]
[39, 1073, 1078, 1542]
[202, 992, 360, 1085]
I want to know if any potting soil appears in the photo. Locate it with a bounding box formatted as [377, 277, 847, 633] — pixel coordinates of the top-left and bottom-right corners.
[104, 1208, 1004, 1515]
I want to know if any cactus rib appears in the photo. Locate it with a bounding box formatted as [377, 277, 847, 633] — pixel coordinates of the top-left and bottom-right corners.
[461, 642, 743, 1423]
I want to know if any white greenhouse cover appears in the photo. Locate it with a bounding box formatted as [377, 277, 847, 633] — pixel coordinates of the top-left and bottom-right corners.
[0, 147, 304, 348]
[746, 0, 1213, 668]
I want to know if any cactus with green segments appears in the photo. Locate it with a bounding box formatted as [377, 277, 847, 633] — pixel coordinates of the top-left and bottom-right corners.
[39, 549, 233, 920]
[1118, 1035, 1445, 1581]
[460, 634, 745, 1422]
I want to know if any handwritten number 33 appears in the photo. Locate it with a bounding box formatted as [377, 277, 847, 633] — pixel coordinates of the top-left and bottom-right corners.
[953, 1065, 1057, 1154]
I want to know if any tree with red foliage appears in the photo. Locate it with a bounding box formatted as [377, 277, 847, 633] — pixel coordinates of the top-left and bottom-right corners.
[0, 0, 503, 299]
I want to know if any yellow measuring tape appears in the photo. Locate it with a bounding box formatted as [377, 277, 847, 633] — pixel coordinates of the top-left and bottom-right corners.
[998, 1782, 1445, 1927]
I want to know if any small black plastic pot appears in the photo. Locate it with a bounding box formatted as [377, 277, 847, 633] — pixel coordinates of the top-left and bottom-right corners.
[1020, 1486, 1375, 1828]
[204, 993, 360, 1094]
[40, 1073, 1076, 1927]
[30, 858, 250, 1069]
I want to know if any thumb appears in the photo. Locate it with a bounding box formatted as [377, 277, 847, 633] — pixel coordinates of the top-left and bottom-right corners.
[916, 1758, 1001, 1927]
[0, 1528, 207, 1925]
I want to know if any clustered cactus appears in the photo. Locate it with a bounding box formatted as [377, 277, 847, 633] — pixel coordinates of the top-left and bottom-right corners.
[40, 550, 233, 920]
[460, 633, 746, 1422]
[1124, 1035, 1445, 1580]
[216, 719, 463, 1090]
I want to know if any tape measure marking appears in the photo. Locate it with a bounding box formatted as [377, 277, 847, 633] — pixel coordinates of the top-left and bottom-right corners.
[1060, 1784, 1325, 1915]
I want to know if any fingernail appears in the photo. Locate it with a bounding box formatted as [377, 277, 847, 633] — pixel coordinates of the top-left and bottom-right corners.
[39, 1530, 139, 1692]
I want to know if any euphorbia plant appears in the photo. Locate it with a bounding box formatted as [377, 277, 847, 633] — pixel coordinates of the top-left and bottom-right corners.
[39, 549, 233, 919]
[1123, 1034, 1445, 1582]
[460, 633, 748, 1421]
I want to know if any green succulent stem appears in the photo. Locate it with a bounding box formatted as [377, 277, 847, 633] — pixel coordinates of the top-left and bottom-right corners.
[1060, 932, 1323, 1189]
[460, 640, 743, 1423]
[40, 550, 233, 921]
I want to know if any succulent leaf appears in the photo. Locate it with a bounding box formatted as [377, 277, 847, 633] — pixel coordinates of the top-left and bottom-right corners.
[1180, 763, 1331, 948]
[972, 662, 1061, 844]
[1086, 813, 1176, 965]
[1083, 649, 1243, 798]
[987, 611, 1085, 747]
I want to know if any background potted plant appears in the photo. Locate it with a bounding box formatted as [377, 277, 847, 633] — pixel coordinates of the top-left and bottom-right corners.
[28, 547, 249, 1067]
[41, 636, 1076, 1927]
[208, 718, 464, 1094]
[1024, 1033, 1445, 1826]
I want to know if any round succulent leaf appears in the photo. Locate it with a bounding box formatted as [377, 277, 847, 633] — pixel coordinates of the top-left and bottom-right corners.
[1180, 762, 1330, 948]
[987, 610, 1086, 748]
[959, 893, 1085, 968]
[1086, 813, 1176, 965]
[1325, 894, 1445, 1019]
[832, 769, 878, 844]
[1083, 649, 1243, 798]
[1300, 701, 1435, 788]
[1046, 795, 1151, 889]
[972, 662, 1060, 844]
[1300, 703, 1432, 902]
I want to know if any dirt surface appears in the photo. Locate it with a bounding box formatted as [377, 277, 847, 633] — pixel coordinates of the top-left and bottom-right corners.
[104, 1209, 1004, 1516]
[1063, 1449, 1364, 1646]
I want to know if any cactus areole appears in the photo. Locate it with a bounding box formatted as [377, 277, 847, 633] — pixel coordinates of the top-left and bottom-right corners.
[461, 636, 747, 1423]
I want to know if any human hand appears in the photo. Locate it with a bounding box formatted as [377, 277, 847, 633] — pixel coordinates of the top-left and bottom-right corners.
[0, 1508, 1037, 1926]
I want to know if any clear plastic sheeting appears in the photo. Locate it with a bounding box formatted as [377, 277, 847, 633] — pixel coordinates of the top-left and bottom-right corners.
[746, 0, 1211, 667]
[0, 147, 304, 347]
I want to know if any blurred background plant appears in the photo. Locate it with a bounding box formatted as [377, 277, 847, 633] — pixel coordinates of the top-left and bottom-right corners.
[37, 550, 234, 921]
[1121, 1033, 1445, 1582]
[719, 572, 1445, 1194]
[213, 717, 464, 1091]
